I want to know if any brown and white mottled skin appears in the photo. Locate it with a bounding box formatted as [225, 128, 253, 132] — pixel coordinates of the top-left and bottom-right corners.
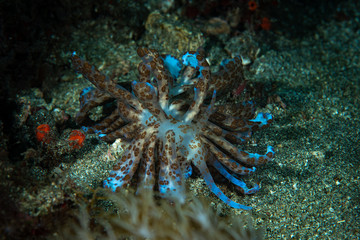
[71, 47, 274, 210]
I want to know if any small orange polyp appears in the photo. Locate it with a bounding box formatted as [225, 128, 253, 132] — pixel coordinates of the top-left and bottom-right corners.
[68, 130, 86, 149]
[261, 17, 271, 30]
[36, 124, 51, 143]
[248, 0, 258, 11]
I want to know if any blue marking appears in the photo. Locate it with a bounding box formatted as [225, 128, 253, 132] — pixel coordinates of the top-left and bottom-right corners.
[81, 86, 94, 97]
[193, 157, 253, 210]
[249, 112, 273, 126]
[212, 160, 259, 194]
[182, 51, 206, 78]
[182, 52, 199, 68]
[267, 146, 275, 155]
[81, 126, 89, 132]
[193, 87, 198, 100]
[184, 165, 192, 179]
[145, 82, 154, 88]
[163, 55, 182, 79]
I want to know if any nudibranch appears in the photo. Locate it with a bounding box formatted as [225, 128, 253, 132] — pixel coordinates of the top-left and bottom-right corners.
[71, 47, 274, 210]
